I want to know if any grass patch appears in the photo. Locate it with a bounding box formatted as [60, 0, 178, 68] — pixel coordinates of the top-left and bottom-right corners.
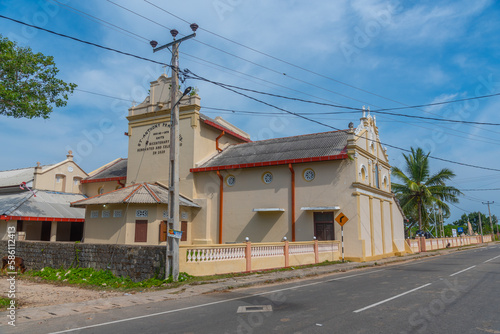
[27, 267, 193, 290]
[0, 297, 12, 311]
[22, 259, 348, 292]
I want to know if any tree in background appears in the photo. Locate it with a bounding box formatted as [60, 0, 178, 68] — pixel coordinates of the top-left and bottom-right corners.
[392, 147, 462, 232]
[0, 35, 76, 119]
[451, 212, 498, 234]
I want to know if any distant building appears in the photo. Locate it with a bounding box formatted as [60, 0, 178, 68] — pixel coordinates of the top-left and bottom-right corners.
[72, 75, 406, 261]
[0, 152, 87, 242]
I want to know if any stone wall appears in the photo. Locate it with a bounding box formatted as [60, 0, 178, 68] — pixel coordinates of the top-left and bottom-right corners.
[0, 241, 166, 281]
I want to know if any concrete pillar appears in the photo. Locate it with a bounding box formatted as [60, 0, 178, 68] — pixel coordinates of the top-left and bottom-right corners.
[50, 221, 57, 242]
[284, 240, 289, 267]
[245, 240, 251, 272]
[314, 239, 319, 263]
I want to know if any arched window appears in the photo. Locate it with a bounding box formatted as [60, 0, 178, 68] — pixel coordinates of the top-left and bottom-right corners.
[359, 165, 367, 182]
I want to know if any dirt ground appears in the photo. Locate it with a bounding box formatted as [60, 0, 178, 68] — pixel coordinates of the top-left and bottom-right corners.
[0, 276, 123, 309]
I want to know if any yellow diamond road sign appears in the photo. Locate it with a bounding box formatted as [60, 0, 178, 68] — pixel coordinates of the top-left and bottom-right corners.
[335, 212, 349, 226]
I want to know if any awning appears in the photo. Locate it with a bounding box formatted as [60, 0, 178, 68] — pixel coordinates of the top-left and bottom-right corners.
[300, 206, 340, 211]
[252, 208, 285, 212]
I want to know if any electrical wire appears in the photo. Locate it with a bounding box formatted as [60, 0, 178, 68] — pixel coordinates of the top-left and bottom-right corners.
[0, 15, 170, 68]
[459, 188, 500, 191]
[141, 0, 500, 123]
[51, 0, 150, 43]
[3, 14, 500, 173]
[450, 202, 470, 213]
[197, 80, 500, 125]
[48, 3, 500, 139]
[183, 69, 500, 172]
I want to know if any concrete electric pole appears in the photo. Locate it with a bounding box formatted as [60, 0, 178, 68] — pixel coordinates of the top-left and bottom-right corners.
[151, 23, 198, 281]
[482, 201, 496, 236]
[478, 212, 484, 242]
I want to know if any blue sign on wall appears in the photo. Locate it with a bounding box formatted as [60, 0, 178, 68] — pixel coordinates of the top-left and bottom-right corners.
[457, 227, 464, 233]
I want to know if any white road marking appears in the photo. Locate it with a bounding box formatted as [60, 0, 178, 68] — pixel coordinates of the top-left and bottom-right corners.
[450, 265, 476, 277]
[353, 283, 432, 313]
[484, 254, 500, 263]
[47, 268, 384, 333]
[328, 269, 385, 281]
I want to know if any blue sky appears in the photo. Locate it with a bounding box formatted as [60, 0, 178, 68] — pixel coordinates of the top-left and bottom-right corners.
[1, 0, 500, 225]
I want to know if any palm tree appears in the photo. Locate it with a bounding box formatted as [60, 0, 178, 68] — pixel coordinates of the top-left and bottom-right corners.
[392, 147, 462, 232]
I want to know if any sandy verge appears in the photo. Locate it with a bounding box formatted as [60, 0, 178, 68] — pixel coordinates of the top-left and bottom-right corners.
[0, 276, 123, 309]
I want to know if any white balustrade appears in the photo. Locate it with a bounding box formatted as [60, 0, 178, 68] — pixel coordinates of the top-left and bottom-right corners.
[186, 246, 245, 263]
[318, 242, 339, 253]
[289, 244, 314, 255]
[251, 245, 284, 258]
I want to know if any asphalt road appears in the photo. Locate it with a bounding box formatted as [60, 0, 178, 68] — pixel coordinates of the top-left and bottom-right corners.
[5, 244, 500, 334]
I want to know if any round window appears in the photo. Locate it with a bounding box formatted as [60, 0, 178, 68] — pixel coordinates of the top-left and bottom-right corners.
[262, 172, 273, 184]
[226, 175, 236, 187]
[303, 169, 315, 181]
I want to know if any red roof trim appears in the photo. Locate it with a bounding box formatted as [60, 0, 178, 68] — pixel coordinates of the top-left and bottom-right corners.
[143, 183, 161, 203]
[70, 183, 137, 206]
[80, 176, 126, 184]
[202, 119, 251, 143]
[190, 153, 349, 172]
[0, 215, 84, 222]
[123, 183, 143, 202]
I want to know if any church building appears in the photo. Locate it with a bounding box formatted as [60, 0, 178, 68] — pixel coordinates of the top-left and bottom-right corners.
[72, 75, 406, 261]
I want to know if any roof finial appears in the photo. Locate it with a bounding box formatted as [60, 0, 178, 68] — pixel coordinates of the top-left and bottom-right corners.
[362, 105, 366, 118]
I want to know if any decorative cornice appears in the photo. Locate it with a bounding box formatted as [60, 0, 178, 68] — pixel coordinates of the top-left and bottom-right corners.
[351, 182, 394, 198]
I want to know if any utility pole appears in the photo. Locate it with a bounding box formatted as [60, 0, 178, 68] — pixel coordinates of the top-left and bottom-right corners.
[151, 23, 198, 281]
[478, 212, 484, 243]
[482, 201, 496, 236]
[439, 206, 444, 237]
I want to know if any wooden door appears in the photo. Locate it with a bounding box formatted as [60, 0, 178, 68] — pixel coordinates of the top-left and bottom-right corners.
[135, 220, 148, 242]
[314, 212, 335, 240]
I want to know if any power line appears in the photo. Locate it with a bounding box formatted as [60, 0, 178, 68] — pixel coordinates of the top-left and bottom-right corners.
[139, 0, 387, 106]
[51, 0, 149, 43]
[459, 188, 500, 191]
[72, 87, 500, 127]
[141, 0, 500, 123]
[183, 70, 500, 172]
[73, 88, 486, 125]
[103, 0, 361, 108]
[4, 14, 500, 172]
[198, 80, 500, 126]
[450, 203, 470, 213]
[141, 0, 409, 106]
[374, 93, 500, 112]
[64, 3, 500, 140]
[0, 15, 170, 68]
[179, 78, 500, 146]
[75, 88, 136, 103]
[106, 0, 172, 31]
